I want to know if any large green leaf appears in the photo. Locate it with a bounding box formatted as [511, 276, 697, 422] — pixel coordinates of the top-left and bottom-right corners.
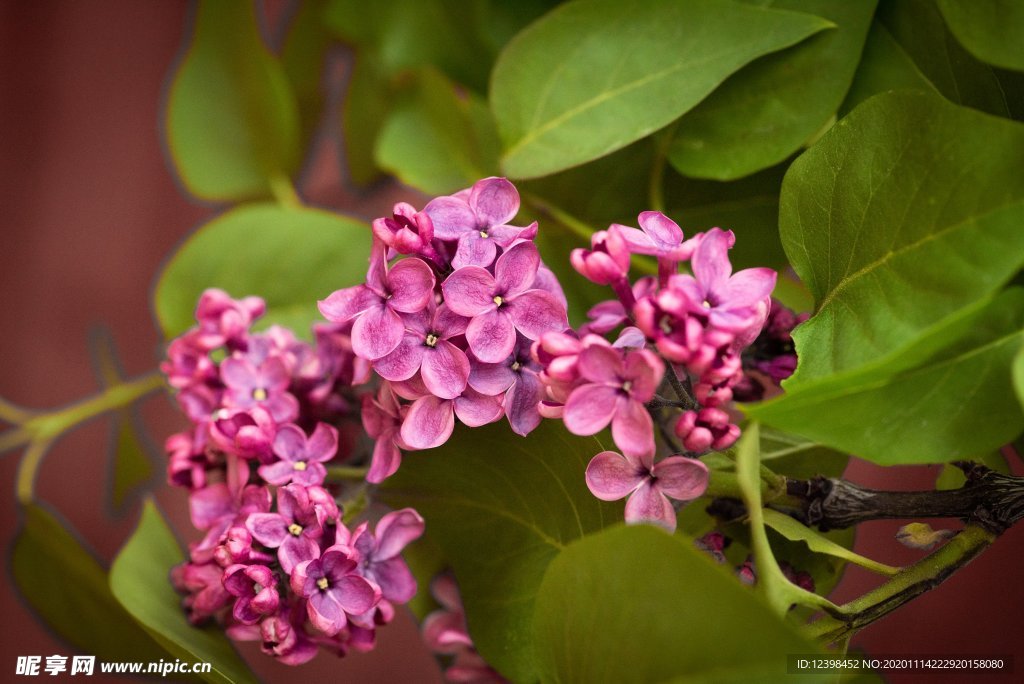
[165, 0, 300, 202]
[669, 0, 876, 181]
[779, 90, 1024, 383]
[1014, 343, 1024, 409]
[937, 0, 1024, 73]
[13, 504, 171, 663]
[154, 203, 371, 340]
[110, 500, 257, 684]
[532, 524, 828, 683]
[375, 68, 501, 195]
[281, 0, 334, 153]
[747, 289, 1024, 463]
[379, 421, 617, 683]
[843, 0, 1018, 118]
[341, 53, 394, 185]
[491, 0, 833, 179]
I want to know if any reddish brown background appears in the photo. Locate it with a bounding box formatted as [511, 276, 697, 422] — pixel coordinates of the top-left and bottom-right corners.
[0, 2, 1021, 683]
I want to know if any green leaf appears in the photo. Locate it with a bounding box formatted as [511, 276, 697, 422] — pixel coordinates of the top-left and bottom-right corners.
[379, 421, 617, 683]
[936, 451, 1009, 490]
[110, 500, 258, 684]
[763, 509, 898, 575]
[341, 53, 394, 185]
[844, 0, 1018, 118]
[668, 0, 876, 181]
[109, 415, 154, 511]
[758, 427, 849, 480]
[13, 504, 171, 663]
[937, 0, 1024, 72]
[375, 67, 501, 195]
[746, 289, 1024, 464]
[154, 203, 371, 340]
[1014, 343, 1024, 410]
[532, 524, 828, 683]
[281, 0, 334, 152]
[779, 90, 1024, 383]
[492, 0, 833, 178]
[165, 0, 300, 202]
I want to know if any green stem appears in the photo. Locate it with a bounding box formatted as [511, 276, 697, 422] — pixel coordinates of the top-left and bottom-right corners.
[521, 192, 594, 241]
[648, 122, 679, 213]
[804, 524, 996, 644]
[326, 465, 371, 482]
[269, 174, 302, 208]
[12, 371, 166, 504]
[0, 397, 34, 424]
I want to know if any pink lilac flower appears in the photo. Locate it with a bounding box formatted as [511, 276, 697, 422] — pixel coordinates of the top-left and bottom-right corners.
[257, 422, 338, 486]
[170, 559, 232, 624]
[372, 202, 436, 256]
[257, 606, 319, 665]
[194, 288, 266, 350]
[442, 241, 567, 363]
[674, 407, 740, 453]
[246, 484, 329, 574]
[220, 354, 299, 423]
[612, 211, 701, 288]
[361, 383, 408, 483]
[400, 386, 504, 450]
[585, 451, 708, 532]
[562, 343, 664, 458]
[222, 564, 280, 625]
[372, 304, 471, 400]
[469, 335, 544, 436]
[570, 228, 631, 286]
[346, 508, 425, 604]
[189, 481, 271, 563]
[318, 244, 436, 360]
[424, 176, 536, 268]
[208, 407, 277, 461]
[291, 545, 382, 636]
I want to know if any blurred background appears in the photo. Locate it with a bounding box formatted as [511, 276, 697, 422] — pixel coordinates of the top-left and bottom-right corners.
[0, 1, 1021, 682]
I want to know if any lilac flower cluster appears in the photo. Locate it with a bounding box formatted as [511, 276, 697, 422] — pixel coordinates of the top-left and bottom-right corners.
[319, 177, 569, 482]
[533, 212, 778, 531]
[162, 288, 423, 663]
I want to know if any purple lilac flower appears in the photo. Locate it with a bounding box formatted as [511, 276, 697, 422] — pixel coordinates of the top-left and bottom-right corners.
[291, 546, 382, 636]
[562, 343, 664, 458]
[208, 407, 277, 461]
[442, 241, 567, 363]
[570, 228, 631, 286]
[469, 335, 545, 436]
[399, 385, 504, 450]
[372, 304, 471, 400]
[346, 508, 425, 604]
[372, 202, 435, 256]
[246, 484, 329, 574]
[361, 383, 407, 483]
[194, 288, 265, 350]
[222, 564, 280, 625]
[221, 354, 300, 423]
[674, 408, 740, 452]
[257, 422, 338, 486]
[585, 450, 708, 532]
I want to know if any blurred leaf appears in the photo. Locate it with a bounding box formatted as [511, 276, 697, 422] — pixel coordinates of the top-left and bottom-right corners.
[13, 504, 171, 663]
[937, 0, 1024, 72]
[492, 0, 832, 178]
[767, 526, 853, 600]
[763, 509, 898, 575]
[471, 0, 561, 56]
[936, 452, 1009, 490]
[380, 421, 617, 683]
[747, 290, 1024, 464]
[109, 417, 154, 511]
[155, 203, 370, 341]
[532, 525, 828, 683]
[110, 500, 257, 684]
[401, 532, 448, 622]
[375, 68, 500, 195]
[669, 0, 875, 181]
[166, 0, 300, 202]
[341, 53, 394, 185]
[281, 0, 334, 151]
[1014, 343, 1024, 409]
[779, 90, 1024, 383]
[758, 427, 849, 479]
[844, 0, 1017, 118]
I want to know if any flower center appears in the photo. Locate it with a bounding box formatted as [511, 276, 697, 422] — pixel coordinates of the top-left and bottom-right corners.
[425, 333, 439, 348]
[293, 461, 307, 471]
[252, 387, 268, 401]
[511, 361, 522, 372]
[253, 582, 264, 594]
[621, 380, 633, 394]
[316, 577, 329, 591]
[701, 299, 712, 309]
[493, 295, 504, 307]
[659, 315, 673, 335]
[287, 523, 303, 536]
[479, 230, 489, 239]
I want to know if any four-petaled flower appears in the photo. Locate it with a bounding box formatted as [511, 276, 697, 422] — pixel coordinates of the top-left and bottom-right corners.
[291, 546, 382, 636]
[372, 304, 471, 400]
[258, 422, 339, 486]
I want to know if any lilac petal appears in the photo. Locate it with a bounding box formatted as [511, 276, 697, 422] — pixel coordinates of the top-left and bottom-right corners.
[352, 304, 405, 360]
[421, 341, 470, 400]
[273, 424, 306, 462]
[220, 357, 256, 391]
[494, 241, 540, 298]
[367, 432, 402, 484]
[585, 451, 646, 501]
[258, 460, 297, 486]
[371, 557, 417, 603]
[423, 611, 472, 653]
[638, 211, 683, 250]
[563, 384, 618, 436]
[718, 267, 777, 306]
[691, 228, 733, 291]
[307, 422, 339, 462]
[401, 396, 455, 450]
[435, 305, 469, 338]
[424, 195, 475, 240]
[386, 258, 435, 313]
[622, 350, 663, 400]
[577, 343, 623, 384]
[652, 456, 709, 501]
[469, 361, 516, 396]
[291, 462, 327, 487]
[614, 224, 658, 255]
[375, 508, 426, 559]
[453, 388, 504, 427]
[531, 263, 569, 310]
[469, 177, 519, 227]
[318, 285, 379, 323]
[452, 232, 497, 269]
[611, 396, 655, 458]
[613, 326, 646, 349]
[466, 310, 516, 363]
[190, 483, 233, 530]
[506, 370, 544, 436]
[666, 274, 705, 306]
[279, 535, 319, 575]
[373, 334, 426, 381]
[624, 481, 677, 531]
[442, 267, 497, 317]
[308, 591, 347, 635]
[506, 290, 568, 341]
[335, 575, 381, 615]
[246, 513, 288, 547]
[489, 221, 537, 247]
